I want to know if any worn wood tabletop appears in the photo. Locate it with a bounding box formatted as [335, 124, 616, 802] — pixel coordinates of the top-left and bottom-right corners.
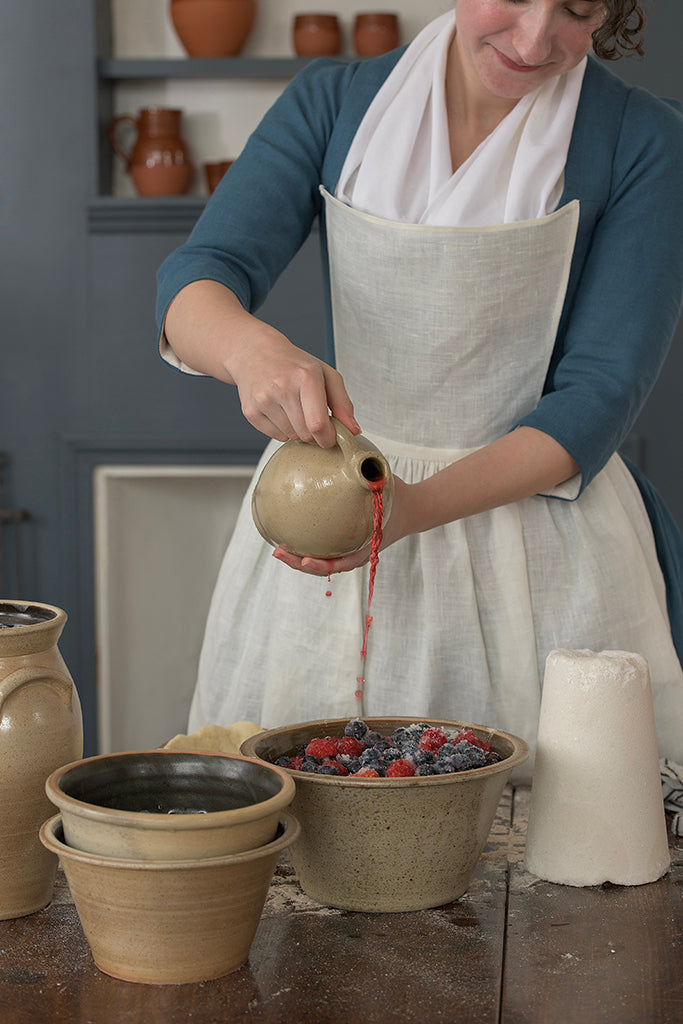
[0, 787, 681, 1024]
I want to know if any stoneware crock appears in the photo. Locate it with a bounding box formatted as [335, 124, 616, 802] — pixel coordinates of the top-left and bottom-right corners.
[170, 0, 257, 57]
[242, 716, 529, 912]
[46, 749, 294, 861]
[108, 107, 193, 197]
[0, 601, 83, 919]
[251, 417, 394, 558]
[40, 812, 300, 984]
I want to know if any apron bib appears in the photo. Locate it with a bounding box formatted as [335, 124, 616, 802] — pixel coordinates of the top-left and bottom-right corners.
[189, 192, 683, 776]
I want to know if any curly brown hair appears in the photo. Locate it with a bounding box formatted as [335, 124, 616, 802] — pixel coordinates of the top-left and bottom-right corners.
[592, 1, 645, 60]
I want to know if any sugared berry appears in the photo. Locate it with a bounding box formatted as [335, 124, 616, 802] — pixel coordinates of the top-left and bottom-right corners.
[419, 727, 449, 752]
[385, 758, 416, 778]
[305, 737, 338, 759]
[344, 718, 368, 740]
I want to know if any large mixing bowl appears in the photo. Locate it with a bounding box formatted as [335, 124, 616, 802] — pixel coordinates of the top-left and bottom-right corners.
[45, 749, 293, 861]
[41, 812, 299, 984]
[241, 716, 528, 912]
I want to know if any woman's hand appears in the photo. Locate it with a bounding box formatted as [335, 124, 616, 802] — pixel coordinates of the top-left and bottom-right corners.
[272, 477, 414, 575]
[163, 280, 359, 447]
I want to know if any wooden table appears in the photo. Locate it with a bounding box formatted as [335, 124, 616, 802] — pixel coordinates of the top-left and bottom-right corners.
[1, 787, 681, 1024]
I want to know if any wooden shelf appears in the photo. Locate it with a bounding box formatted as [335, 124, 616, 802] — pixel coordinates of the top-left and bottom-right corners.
[87, 196, 205, 234]
[97, 56, 342, 80]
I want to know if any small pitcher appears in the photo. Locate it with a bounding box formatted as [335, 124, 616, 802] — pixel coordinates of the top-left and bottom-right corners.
[252, 418, 393, 558]
[108, 107, 193, 197]
[0, 601, 83, 918]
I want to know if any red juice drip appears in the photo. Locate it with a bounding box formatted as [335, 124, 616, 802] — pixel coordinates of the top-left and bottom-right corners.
[356, 479, 384, 710]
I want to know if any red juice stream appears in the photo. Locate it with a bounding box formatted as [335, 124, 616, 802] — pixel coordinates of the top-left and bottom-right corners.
[355, 479, 384, 713]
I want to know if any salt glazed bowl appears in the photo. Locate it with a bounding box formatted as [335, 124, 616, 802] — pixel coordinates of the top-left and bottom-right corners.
[241, 716, 529, 912]
[40, 812, 300, 985]
[45, 749, 293, 861]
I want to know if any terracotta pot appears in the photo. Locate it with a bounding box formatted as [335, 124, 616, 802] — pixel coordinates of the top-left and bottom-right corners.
[41, 813, 300, 984]
[251, 417, 394, 558]
[170, 0, 257, 57]
[292, 13, 341, 57]
[204, 159, 234, 194]
[0, 601, 83, 919]
[353, 12, 400, 57]
[108, 107, 193, 197]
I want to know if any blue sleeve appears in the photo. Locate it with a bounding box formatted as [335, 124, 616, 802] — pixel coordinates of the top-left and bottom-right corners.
[517, 85, 683, 496]
[155, 59, 352, 330]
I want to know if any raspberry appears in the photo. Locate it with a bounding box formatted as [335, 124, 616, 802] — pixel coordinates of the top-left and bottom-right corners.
[419, 727, 448, 752]
[336, 736, 364, 757]
[453, 728, 491, 752]
[305, 737, 338, 759]
[354, 767, 380, 777]
[385, 758, 415, 777]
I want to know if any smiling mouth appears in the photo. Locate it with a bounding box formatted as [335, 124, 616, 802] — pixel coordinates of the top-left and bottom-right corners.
[495, 48, 548, 73]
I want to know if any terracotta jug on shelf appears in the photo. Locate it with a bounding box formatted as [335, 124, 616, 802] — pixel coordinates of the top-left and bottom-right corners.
[170, 0, 257, 57]
[0, 601, 83, 919]
[251, 418, 394, 558]
[108, 107, 193, 197]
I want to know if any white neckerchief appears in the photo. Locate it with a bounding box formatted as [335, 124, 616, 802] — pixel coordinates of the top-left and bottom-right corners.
[337, 10, 586, 226]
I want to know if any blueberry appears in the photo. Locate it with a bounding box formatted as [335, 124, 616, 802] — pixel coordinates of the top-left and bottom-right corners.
[381, 746, 403, 763]
[416, 763, 439, 776]
[413, 748, 436, 766]
[318, 763, 342, 775]
[360, 747, 382, 764]
[391, 726, 414, 747]
[363, 731, 387, 750]
[437, 742, 458, 760]
[344, 718, 368, 740]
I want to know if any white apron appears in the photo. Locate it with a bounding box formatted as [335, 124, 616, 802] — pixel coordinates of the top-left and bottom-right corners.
[189, 192, 683, 776]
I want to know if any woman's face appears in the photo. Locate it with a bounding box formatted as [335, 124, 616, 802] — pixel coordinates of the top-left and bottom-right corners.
[453, 0, 606, 102]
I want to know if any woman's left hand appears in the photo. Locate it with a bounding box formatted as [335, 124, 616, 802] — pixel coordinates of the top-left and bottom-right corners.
[272, 477, 413, 576]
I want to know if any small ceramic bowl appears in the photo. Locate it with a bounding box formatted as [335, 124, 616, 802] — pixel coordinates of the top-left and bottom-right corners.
[40, 812, 299, 984]
[45, 749, 294, 861]
[241, 717, 528, 912]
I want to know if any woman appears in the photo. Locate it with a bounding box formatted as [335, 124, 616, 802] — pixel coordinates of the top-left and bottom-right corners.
[156, 1, 683, 771]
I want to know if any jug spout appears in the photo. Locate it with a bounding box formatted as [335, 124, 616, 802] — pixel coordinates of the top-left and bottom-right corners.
[252, 418, 393, 559]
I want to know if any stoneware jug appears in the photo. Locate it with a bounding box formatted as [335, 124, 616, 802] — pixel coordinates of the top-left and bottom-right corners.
[0, 601, 83, 919]
[251, 418, 393, 558]
[108, 107, 193, 197]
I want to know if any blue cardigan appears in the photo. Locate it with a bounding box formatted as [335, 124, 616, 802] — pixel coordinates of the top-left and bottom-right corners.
[156, 52, 683, 650]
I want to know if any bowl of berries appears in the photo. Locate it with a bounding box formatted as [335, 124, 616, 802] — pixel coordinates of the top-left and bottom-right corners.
[240, 716, 528, 912]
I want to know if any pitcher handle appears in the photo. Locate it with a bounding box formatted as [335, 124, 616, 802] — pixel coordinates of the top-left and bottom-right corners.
[0, 667, 76, 714]
[107, 113, 137, 169]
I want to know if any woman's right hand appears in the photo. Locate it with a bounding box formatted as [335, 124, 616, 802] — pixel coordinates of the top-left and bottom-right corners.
[229, 319, 358, 447]
[163, 280, 359, 447]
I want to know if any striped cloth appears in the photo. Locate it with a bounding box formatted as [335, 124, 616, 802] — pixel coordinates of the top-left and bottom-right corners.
[661, 759, 683, 836]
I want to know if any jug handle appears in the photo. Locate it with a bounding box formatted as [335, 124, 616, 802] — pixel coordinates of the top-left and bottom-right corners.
[0, 667, 76, 715]
[331, 417, 390, 490]
[107, 114, 137, 169]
